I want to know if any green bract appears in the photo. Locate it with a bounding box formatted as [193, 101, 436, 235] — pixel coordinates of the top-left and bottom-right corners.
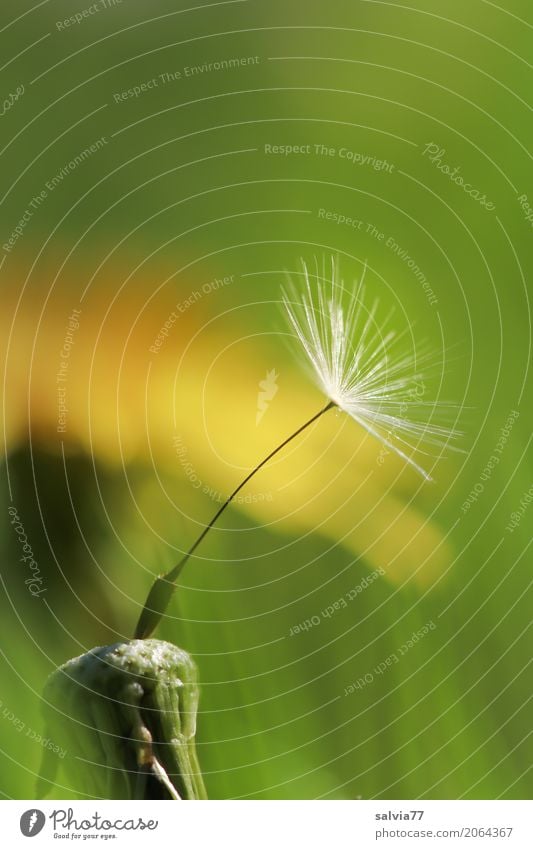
[38, 639, 206, 800]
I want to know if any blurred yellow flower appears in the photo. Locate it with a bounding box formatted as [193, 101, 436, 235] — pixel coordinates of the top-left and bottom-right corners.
[1, 263, 453, 588]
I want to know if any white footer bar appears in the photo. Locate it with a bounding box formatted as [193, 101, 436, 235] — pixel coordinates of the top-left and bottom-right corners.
[4, 799, 531, 848]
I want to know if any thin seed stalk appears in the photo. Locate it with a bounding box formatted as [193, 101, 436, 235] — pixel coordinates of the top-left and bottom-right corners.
[134, 400, 336, 640]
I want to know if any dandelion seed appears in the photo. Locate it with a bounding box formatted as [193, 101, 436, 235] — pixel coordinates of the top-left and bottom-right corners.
[134, 257, 460, 640]
[282, 256, 460, 481]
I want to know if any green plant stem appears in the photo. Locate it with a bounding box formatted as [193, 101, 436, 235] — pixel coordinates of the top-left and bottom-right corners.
[134, 399, 336, 639]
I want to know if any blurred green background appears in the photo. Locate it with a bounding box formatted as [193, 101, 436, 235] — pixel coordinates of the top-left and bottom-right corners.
[0, 0, 531, 799]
